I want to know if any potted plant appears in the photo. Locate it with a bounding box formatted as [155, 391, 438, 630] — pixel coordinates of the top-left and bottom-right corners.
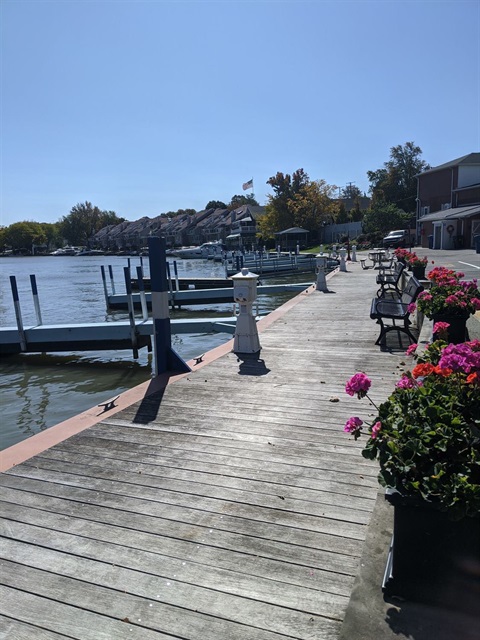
[393, 247, 409, 265]
[404, 251, 428, 279]
[415, 266, 480, 343]
[342, 341, 480, 609]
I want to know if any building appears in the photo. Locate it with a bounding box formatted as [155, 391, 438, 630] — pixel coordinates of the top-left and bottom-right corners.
[416, 153, 480, 249]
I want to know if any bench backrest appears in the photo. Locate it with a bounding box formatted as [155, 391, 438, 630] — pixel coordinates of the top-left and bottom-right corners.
[400, 276, 423, 305]
[393, 261, 405, 280]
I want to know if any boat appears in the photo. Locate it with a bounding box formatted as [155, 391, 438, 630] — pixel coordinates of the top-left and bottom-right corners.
[49, 246, 81, 256]
[170, 241, 226, 260]
[77, 249, 105, 256]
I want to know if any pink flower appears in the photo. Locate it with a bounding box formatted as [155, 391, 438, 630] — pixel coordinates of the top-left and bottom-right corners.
[433, 321, 450, 337]
[345, 373, 371, 398]
[371, 421, 382, 439]
[396, 375, 417, 389]
[418, 291, 433, 301]
[407, 302, 416, 314]
[405, 343, 417, 356]
[344, 416, 363, 433]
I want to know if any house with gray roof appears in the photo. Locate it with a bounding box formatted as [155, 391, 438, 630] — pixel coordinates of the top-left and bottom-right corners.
[416, 153, 480, 249]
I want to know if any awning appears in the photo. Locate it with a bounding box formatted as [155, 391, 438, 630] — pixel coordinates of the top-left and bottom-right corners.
[419, 204, 480, 223]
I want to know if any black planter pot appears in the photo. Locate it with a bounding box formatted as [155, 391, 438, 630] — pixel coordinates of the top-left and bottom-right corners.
[411, 265, 426, 279]
[383, 489, 480, 611]
[432, 313, 469, 344]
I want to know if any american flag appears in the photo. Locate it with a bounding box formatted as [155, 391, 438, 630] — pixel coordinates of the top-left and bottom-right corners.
[242, 179, 253, 191]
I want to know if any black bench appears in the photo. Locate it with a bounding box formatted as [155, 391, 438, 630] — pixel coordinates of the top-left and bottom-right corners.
[376, 260, 405, 298]
[370, 276, 423, 346]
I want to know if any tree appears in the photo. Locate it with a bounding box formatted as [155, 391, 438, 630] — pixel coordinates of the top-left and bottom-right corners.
[367, 142, 430, 213]
[228, 194, 259, 209]
[59, 202, 125, 245]
[3, 221, 46, 252]
[259, 169, 338, 242]
[362, 203, 410, 235]
[341, 184, 362, 200]
[205, 200, 227, 210]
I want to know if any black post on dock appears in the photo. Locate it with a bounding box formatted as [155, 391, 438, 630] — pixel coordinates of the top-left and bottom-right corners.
[9, 276, 27, 352]
[147, 236, 190, 376]
[123, 267, 139, 359]
[166, 262, 175, 310]
[135, 265, 149, 320]
[108, 265, 116, 295]
[100, 266, 110, 311]
[29, 274, 43, 325]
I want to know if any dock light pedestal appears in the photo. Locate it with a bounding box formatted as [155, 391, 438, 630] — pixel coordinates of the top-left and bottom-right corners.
[232, 268, 261, 355]
[316, 254, 328, 292]
[351, 245, 357, 262]
[339, 247, 347, 272]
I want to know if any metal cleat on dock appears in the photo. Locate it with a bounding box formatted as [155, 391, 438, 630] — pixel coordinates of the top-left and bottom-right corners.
[97, 395, 120, 412]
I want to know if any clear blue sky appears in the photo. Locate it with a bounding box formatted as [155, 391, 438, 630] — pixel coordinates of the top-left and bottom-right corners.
[1, 0, 479, 227]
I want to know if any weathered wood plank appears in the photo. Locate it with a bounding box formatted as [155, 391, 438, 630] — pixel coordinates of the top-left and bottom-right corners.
[18, 454, 376, 513]
[3, 465, 373, 528]
[0, 616, 72, 640]
[30, 448, 377, 507]
[0, 487, 363, 568]
[0, 562, 341, 640]
[0, 533, 349, 624]
[0, 501, 357, 593]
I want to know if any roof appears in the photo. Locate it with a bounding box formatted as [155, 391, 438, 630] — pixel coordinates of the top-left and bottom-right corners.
[417, 152, 480, 177]
[419, 204, 480, 222]
[274, 227, 309, 235]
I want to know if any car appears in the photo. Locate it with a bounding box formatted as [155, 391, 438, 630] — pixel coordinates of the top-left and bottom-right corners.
[382, 229, 411, 249]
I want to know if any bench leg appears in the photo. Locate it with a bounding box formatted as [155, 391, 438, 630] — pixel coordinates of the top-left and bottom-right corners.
[375, 318, 417, 347]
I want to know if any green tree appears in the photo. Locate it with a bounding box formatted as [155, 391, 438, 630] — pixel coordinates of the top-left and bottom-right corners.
[228, 194, 259, 209]
[3, 221, 46, 252]
[259, 169, 337, 241]
[336, 202, 349, 224]
[362, 203, 410, 235]
[341, 184, 362, 200]
[205, 200, 227, 210]
[367, 142, 430, 213]
[59, 202, 125, 245]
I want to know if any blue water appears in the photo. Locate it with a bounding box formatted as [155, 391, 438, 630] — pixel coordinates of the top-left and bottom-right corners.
[0, 255, 311, 449]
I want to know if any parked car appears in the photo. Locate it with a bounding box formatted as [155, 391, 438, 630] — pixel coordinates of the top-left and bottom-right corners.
[382, 229, 412, 248]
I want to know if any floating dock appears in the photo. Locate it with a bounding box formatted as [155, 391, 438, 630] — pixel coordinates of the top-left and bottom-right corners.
[108, 282, 312, 310]
[0, 317, 238, 356]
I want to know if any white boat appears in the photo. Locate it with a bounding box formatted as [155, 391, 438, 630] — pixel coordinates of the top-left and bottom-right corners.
[49, 246, 80, 256]
[170, 242, 226, 260]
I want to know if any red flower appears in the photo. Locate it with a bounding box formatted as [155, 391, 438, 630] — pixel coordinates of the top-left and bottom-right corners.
[412, 363, 435, 378]
[433, 365, 453, 377]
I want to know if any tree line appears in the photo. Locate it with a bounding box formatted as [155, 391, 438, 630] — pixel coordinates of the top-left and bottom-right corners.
[1, 142, 429, 252]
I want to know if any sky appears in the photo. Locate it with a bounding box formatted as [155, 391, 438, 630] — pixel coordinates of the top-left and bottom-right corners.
[1, 0, 479, 227]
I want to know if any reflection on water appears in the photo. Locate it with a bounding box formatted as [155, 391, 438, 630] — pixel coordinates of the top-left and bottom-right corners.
[0, 352, 152, 450]
[0, 255, 313, 450]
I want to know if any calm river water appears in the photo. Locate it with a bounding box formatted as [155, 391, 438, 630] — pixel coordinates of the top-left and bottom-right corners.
[0, 254, 310, 450]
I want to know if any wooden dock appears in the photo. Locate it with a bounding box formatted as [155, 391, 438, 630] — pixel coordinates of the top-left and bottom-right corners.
[0, 263, 417, 639]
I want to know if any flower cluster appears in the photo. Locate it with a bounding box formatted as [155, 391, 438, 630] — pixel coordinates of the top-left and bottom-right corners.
[404, 251, 428, 268]
[416, 266, 480, 319]
[393, 247, 409, 260]
[342, 338, 480, 519]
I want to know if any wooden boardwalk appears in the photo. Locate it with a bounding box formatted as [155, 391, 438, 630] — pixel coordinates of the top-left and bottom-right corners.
[0, 263, 415, 639]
